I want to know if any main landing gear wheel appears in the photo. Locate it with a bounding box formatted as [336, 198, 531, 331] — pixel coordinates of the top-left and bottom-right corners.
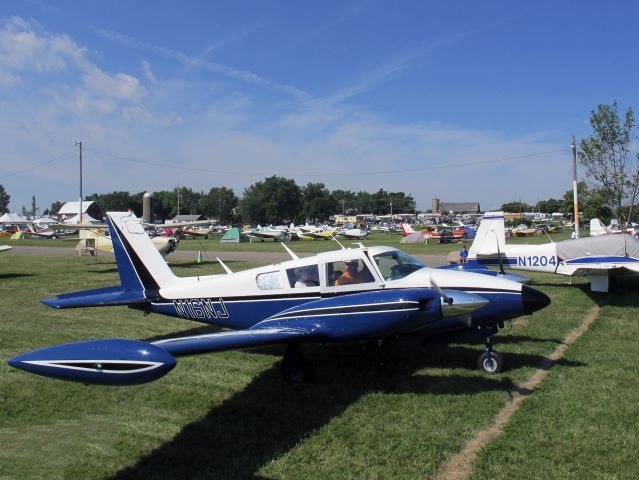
[478, 351, 504, 374]
[280, 343, 315, 382]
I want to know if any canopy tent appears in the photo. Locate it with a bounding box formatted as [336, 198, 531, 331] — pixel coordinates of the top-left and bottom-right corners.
[64, 213, 101, 225]
[0, 213, 29, 224]
[33, 217, 56, 225]
[220, 227, 248, 243]
[400, 233, 427, 244]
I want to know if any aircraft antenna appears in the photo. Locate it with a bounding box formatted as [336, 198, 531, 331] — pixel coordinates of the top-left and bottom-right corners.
[542, 228, 554, 243]
[330, 235, 346, 250]
[281, 242, 299, 260]
[216, 257, 233, 274]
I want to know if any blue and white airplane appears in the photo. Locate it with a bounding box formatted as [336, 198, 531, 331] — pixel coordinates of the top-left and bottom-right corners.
[464, 211, 639, 292]
[8, 212, 550, 385]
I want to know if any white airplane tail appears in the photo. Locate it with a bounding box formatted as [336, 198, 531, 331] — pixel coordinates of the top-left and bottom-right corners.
[590, 218, 611, 236]
[468, 211, 506, 256]
[400, 222, 415, 236]
[107, 211, 177, 291]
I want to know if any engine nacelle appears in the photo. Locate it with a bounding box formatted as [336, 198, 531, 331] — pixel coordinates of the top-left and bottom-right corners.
[8, 338, 176, 386]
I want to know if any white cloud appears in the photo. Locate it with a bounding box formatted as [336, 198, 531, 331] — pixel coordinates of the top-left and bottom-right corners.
[0, 16, 86, 73]
[82, 66, 145, 101]
[141, 60, 157, 83]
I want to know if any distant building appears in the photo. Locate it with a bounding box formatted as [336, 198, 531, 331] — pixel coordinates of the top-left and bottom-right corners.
[168, 214, 206, 223]
[432, 197, 480, 215]
[57, 201, 103, 222]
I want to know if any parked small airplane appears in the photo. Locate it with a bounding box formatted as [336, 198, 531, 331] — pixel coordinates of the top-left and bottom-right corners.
[512, 225, 537, 237]
[337, 227, 369, 240]
[400, 223, 466, 241]
[248, 225, 289, 242]
[8, 211, 550, 385]
[465, 211, 639, 292]
[590, 218, 638, 237]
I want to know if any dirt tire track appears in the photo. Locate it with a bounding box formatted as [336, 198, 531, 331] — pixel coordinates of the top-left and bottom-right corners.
[433, 303, 602, 480]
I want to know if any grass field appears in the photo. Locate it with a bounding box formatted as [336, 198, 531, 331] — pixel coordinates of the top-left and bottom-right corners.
[1, 250, 636, 479]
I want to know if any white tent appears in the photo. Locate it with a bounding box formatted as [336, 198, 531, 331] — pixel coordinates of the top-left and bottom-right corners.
[64, 213, 100, 224]
[33, 217, 56, 226]
[0, 213, 29, 224]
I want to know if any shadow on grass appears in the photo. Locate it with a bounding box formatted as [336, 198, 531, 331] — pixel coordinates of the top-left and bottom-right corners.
[0, 273, 36, 279]
[110, 338, 579, 480]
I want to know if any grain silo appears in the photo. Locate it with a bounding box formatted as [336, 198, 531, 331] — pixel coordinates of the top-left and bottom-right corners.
[142, 192, 154, 223]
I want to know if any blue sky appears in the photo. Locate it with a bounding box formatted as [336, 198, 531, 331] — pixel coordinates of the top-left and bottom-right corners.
[1, 1, 638, 214]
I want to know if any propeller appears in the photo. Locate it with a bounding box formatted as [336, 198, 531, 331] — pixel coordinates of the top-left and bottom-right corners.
[430, 277, 453, 305]
[496, 240, 505, 276]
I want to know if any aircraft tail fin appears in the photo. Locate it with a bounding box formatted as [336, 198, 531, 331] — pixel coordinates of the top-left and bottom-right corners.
[400, 222, 415, 236]
[589, 218, 611, 236]
[42, 212, 177, 309]
[107, 212, 177, 294]
[468, 211, 506, 256]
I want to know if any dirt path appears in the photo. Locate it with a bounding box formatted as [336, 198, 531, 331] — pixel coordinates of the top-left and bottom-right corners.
[433, 303, 602, 480]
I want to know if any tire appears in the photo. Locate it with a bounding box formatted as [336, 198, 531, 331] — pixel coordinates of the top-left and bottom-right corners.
[478, 352, 504, 374]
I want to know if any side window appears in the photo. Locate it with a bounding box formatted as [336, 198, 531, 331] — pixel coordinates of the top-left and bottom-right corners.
[256, 271, 284, 290]
[327, 259, 375, 287]
[375, 255, 396, 280]
[286, 265, 320, 288]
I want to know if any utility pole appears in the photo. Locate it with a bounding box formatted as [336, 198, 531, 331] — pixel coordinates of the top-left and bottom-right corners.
[75, 141, 83, 224]
[571, 136, 580, 238]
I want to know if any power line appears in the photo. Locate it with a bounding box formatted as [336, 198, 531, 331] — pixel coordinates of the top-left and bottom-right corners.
[0, 150, 76, 180]
[85, 146, 567, 177]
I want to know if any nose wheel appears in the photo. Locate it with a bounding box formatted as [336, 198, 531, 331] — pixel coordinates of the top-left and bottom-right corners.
[478, 327, 504, 374]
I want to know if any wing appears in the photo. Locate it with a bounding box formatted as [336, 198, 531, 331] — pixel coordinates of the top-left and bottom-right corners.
[51, 223, 107, 230]
[152, 323, 327, 356]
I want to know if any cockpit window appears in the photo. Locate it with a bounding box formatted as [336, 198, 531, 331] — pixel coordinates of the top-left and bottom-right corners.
[373, 251, 425, 281]
[327, 259, 375, 287]
[286, 265, 320, 288]
[256, 271, 284, 290]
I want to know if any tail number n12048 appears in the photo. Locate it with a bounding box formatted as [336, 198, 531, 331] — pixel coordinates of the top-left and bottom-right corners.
[517, 256, 556, 267]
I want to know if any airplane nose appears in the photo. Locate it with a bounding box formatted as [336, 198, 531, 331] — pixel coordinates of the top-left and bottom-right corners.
[521, 285, 551, 314]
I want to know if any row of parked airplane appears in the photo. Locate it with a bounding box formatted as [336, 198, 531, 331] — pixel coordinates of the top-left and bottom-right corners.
[247, 224, 370, 242]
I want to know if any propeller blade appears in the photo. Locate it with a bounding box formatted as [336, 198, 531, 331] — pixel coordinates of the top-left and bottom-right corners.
[496, 237, 505, 275]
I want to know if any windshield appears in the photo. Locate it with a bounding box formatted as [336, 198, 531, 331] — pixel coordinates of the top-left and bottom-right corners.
[373, 251, 426, 281]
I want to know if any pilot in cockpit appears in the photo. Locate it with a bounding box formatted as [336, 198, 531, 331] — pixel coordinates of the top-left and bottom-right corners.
[294, 266, 317, 287]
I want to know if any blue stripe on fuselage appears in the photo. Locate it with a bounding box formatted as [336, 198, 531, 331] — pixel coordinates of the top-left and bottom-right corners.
[565, 256, 639, 265]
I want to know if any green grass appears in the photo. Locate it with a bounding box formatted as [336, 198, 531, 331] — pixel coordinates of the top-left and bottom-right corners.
[470, 277, 639, 480]
[0, 251, 634, 479]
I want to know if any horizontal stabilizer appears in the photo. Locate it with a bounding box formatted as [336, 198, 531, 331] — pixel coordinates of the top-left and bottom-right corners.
[153, 323, 326, 357]
[41, 286, 148, 309]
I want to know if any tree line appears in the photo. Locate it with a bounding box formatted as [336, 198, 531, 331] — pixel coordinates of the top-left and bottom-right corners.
[36, 180, 416, 224]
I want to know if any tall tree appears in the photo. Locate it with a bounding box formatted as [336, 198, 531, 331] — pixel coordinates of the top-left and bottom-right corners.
[30, 195, 37, 218]
[579, 102, 639, 224]
[239, 176, 302, 224]
[500, 201, 533, 213]
[201, 187, 238, 223]
[330, 189, 356, 215]
[301, 182, 336, 223]
[48, 201, 63, 217]
[0, 184, 10, 213]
